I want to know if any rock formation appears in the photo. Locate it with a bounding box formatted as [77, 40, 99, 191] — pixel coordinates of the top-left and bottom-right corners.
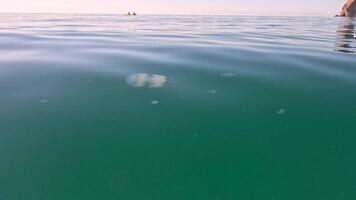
[340, 0, 356, 17]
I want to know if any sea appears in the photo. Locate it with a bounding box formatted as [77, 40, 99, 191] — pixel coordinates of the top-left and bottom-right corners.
[1, 13, 356, 200]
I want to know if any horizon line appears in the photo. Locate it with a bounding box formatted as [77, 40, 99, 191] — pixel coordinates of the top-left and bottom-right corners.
[0, 11, 336, 17]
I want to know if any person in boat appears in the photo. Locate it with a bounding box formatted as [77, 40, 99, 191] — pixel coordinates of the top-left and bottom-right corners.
[133, 12, 137, 16]
[340, 0, 356, 17]
[128, 12, 131, 16]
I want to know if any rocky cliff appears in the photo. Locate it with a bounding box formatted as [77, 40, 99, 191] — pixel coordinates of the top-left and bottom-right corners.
[340, 0, 356, 17]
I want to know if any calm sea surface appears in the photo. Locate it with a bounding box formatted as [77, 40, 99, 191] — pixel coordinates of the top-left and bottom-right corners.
[1, 14, 356, 200]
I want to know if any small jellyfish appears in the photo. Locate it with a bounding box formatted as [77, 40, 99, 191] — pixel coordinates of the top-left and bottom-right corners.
[208, 90, 218, 94]
[277, 109, 286, 115]
[149, 100, 159, 105]
[37, 99, 50, 104]
[220, 72, 237, 78]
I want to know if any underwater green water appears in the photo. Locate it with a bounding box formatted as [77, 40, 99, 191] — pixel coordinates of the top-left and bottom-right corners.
[1, 14, 356, 200]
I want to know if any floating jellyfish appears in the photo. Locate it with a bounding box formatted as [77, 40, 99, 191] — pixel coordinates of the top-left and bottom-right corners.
[208, 90, 218, 94]
[147, 74, 166, 88]
[149, 100, 159, 105]
[220, 72, 237, 78]
[277, 109, 286, 115]
[37, 99, 50, 104]
[126, 73, 150, 87]
[126, 73, 166, 88]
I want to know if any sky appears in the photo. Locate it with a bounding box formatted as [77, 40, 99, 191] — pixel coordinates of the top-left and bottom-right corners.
[0, 0, 348, 16]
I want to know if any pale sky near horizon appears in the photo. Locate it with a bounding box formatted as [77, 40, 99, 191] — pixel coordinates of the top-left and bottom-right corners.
[0, 0, 348, 16]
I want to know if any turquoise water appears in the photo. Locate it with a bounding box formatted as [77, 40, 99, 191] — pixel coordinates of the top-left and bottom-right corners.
[1, 14, 356, 199]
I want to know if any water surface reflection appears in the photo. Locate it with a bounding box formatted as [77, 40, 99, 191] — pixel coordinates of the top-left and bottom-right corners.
[335, 18, 356, 53]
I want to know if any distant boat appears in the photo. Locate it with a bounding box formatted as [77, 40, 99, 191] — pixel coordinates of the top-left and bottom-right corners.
[126, 12, 137, 16]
